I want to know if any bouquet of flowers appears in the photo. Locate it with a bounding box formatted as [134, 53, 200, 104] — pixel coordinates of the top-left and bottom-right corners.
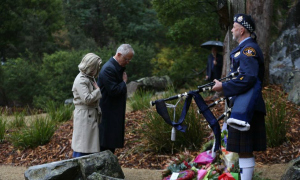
[162, 130, 241, 180]
[194, 150, 215, 165]
[198, 163, 220, 180]
[162, 150, 198, 179]
[163, 170, 195, 180]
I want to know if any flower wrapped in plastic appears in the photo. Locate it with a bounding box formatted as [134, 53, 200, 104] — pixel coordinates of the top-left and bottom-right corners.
[221, 147, 238, 171]
[218, 172, 235, 180]
[196, 163, 220, 180]
[163, 170, 195, 180]
[197, 169, 207, 180]
[194, 150, 215, 165]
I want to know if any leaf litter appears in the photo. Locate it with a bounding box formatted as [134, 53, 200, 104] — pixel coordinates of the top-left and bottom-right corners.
[0, 85, 299, 171]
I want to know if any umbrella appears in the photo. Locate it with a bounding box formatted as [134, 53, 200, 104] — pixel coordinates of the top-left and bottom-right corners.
[201, 40, 224, 52]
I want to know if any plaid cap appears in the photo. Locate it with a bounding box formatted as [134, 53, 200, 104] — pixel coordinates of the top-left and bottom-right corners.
[233, 14, 255, 33]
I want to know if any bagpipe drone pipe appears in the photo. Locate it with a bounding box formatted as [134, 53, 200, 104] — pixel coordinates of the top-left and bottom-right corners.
[150, 72, 239, 152]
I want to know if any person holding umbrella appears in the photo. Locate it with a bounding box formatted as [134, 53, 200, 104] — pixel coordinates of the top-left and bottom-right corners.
[205, 46, 223, 81]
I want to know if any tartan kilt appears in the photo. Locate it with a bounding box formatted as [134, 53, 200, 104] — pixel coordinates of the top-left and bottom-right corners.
[226, 111, 266, 153]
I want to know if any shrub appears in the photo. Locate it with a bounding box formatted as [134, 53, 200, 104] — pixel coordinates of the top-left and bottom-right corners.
[264, 90, 291, 147]
[125, 43, 156, 81]
[151, 45, 206, 88]
[142, 94, 208, 153]
[35, 50, 87, 105]
[0, 116, 6, 142]
[129, 89, 153, 111]
[2, 58, 39, 105]
[9, 116, 56, 149]
[46, 101, 74, 123]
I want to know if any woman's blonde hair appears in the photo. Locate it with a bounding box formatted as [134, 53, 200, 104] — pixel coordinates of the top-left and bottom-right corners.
[78, 53, 102, 77]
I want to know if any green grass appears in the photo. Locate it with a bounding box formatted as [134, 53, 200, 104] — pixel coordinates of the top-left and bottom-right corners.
[46, 101, 74, 123]
[0, 116, 7, 142]
[264, 90, 291, 147]
[129, 89, 154, 111]
[9, 116, 57, 149]
[142, 93, 208, 153]
[7, 109, 26, 129]
[5, 101, 73, 149]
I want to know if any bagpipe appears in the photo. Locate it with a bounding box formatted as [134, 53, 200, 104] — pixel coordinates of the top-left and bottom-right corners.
[150, 72, 239, 151]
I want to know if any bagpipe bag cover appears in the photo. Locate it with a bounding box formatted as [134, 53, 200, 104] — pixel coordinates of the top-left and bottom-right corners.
[227, 79, 261, 131]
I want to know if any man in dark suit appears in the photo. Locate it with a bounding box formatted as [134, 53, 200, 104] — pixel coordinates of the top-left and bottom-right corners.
[205, 46, 223, 81]
[97, 44, 134, 153]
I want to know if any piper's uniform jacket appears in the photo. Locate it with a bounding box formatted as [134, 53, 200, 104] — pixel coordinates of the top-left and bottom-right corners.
[97, 57, 127, 148]
[72, 72, 102, 153]
[222, 38, 266, 117]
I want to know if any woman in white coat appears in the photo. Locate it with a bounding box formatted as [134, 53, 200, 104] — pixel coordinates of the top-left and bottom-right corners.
[72, 53, 102, 157]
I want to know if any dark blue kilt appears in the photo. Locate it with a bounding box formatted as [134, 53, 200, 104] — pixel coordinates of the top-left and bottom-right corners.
[226, 111, 266, 153]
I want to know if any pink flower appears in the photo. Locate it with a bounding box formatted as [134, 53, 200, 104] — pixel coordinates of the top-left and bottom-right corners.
[197, 169, 207, 180]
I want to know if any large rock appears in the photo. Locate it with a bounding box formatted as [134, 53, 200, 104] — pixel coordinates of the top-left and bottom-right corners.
[64, 98, 73, 105]
[24, 150, 124, 180]
[126, 81, 142, 98]
[281, 156, 300, 180]
[127, 75, 172, 98]
[269, 1, 300, 105]
[287, 71, 300, 104]
[87, 173, 124, 180]
[136, 75, 172, 90]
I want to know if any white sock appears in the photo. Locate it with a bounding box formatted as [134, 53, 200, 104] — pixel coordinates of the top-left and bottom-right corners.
[239, 157, 255, 180]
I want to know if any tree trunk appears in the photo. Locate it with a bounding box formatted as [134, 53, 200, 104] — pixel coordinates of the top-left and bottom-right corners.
[222, 0, 246, 77]
[246, 0, 273, 86]
[220, 0, 272, 85]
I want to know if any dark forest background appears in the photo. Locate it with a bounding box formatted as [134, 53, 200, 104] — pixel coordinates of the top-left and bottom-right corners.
[0, 0, 292, 108]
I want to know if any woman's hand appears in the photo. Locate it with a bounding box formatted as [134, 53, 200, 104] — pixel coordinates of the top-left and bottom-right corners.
[92, 82, 99, 89]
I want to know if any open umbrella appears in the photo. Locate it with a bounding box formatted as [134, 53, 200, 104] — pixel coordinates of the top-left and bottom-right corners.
[201, 41, 224, 52]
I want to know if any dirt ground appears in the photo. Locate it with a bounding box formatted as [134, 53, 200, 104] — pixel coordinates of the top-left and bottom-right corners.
[1, 89, 295, 180]
[0, 166, 163, 180]
[0, 163, 288, 180]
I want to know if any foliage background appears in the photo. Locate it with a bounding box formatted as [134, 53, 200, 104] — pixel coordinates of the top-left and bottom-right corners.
[0, 0, 293, 107]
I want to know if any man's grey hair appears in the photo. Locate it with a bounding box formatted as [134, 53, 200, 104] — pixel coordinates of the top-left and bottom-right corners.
[116, 44, 135, 55]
